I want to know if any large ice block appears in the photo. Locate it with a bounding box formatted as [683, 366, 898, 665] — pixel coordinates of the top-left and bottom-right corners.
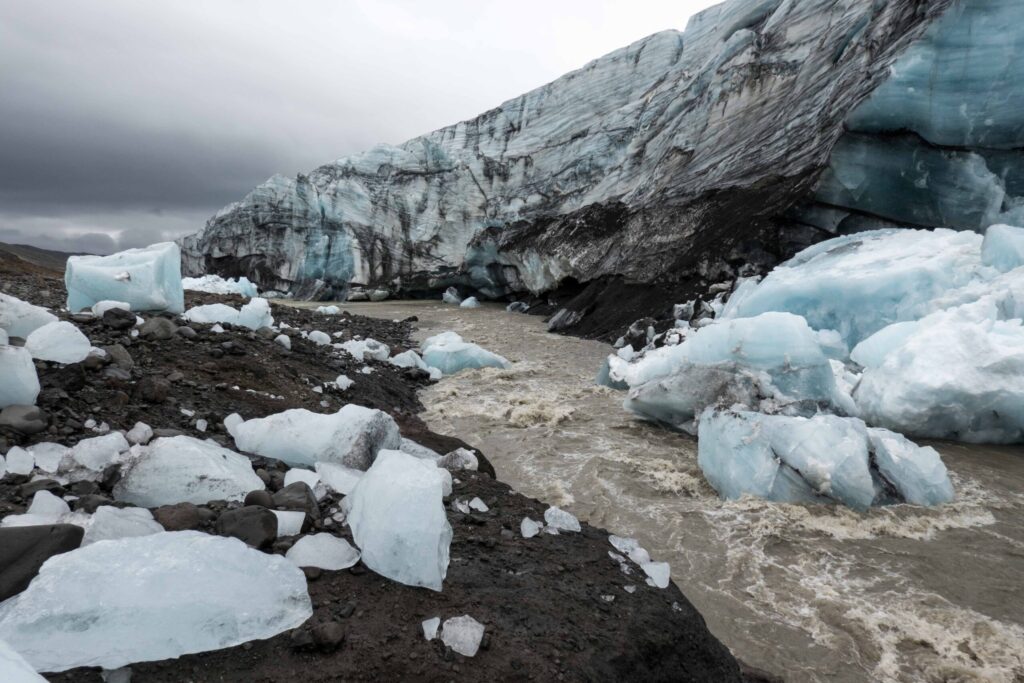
[346, 450, 452, 591]
[420, 331, 509, 375]
[25, 322, 91, 364]
[114, 436, 265, 506]
[0, 346, 40, 408]
[65, 242, 184, 314]
[231, 405, 401, 470]
[0, 531, 312, 672]
[0, 294, 57, 339]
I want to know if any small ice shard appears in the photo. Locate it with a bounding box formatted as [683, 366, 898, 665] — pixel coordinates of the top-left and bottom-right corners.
[334, 374, 353, 390]
[624, 585, 636, 594]
[422, 617, 440, 641]
[285, 533, 360, 570]
[223, 412, 244, 436]
[442, 287, 462, 305]
[274, 334, 291, 350]
[182, 274, 258, 297]
[69, 432, 129, 472]
[65, 242, 184, 314]
[420, 331, 509, 375]
[314, 305, 340, 315]
[452, 499, 470, 514]
[459, 297, 480, 309]
[184, 298, 272, 331]
[0, 531, 312, 672]
[340, 338, 390, 361]
[0, 637, 46, 682]
[196, 419, 208, 433]
[346, 450, 452, 591]
[114, 436, 265, 507]
[90, 300, 131, 317]
[440, 615, 485, 657]
[0, 293, 58, 338]
[388, 349, 434, 373]
[82, 506, 163, 546]
[4, 447, 34, 476]
[27, 443, 67, 472]
[210, 323, 224, 333]
[27, 490, 71, 520]
[642, 561, 671, 589]
[468, 497, 489, 512]
[543, 506, 580, 532]
[981, 224, 1024, 273]
[231, 406, 401, 470]
[314, 461, 363, 495]
[236, 298, 273, 330]
[25, 322, 91, 364]
[520, 517, 542, 538]
[307, 330, 331, 346]
[0, 346, 40, 408]
[273, 510, 306, 537]
[125, 422, 154, 445]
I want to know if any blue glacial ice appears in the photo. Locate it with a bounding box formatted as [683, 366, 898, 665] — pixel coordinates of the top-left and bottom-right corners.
[697, 409, 954, 510]
[981, 224, 1024, 273]
[0, 638, 45, 682]
[0, 346, 40, 408]
[420, 331, 510, 375]
[65, 242, 184, 314]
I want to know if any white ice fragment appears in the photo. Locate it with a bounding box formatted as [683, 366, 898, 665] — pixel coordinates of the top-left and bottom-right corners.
[0, 293, 58, 338]
[210, 324, 224, 333]
[312, 386, 323, 394]
[66, 242, 184, 314]
[183, 298, 272, 331]
[27, 443, 67, 472]
[520, 517, 542, 538]
[399, 438, 442, 461]
[0, 531, 312, 672]
[314, 461, 364, 495]
[195, 419, 208, 433]
[459, 297, 480, 309]
[285, 533, 360, 570]
[82, 506, 163, 545]
[274, 334, 291, 350]
[70, 433, 130, 472]
[223, 412, 244, 436]
[27, 490, 71, 520]
[5, 447, 34, 476]
[452, 499, 470, 514]
[346, 450, 452, 591]
[981, 224, 1024, 273]
[0, 637, 46, 682]
[308, 330, 331, 346]
[0, 346, 40, 408]
[422, 617, 440, 641]
[334, 374, 353, 390]
[114, 436, 264, 507]
[642, 561, 671, 589]
[84, 419, 97, 429]
[441, 287, 462, 305]
[340, 338, 390, 361]
[314, 305, 340, 315]
[182, 274, 258, 297]
[90, 301, 131, 317]
[272, 510, 305, 537]
[440, 615, 485, 657]
[543, 506, 580, 532]
[624, 585, 637, 594]
[468, 497, 488, 512]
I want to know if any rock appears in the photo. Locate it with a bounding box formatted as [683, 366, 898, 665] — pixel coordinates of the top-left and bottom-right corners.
[72, 494, 112, 514]
[152, 502, 203, 531]
[175, 326, 197, 339]
[101, 307, 136, 331]
[272, 482, 320, 520]
[256, 326, 278, 340]
[0, 524, 84, 601]
[134, 376, 170, 403]
[216, 506, 278, 548]
[0, 405, 48, 434]
[138, 317, 177, 341]
[311, 620, 345, 652]
[17, 479, 64, 498]
[244, 489, 275, 508]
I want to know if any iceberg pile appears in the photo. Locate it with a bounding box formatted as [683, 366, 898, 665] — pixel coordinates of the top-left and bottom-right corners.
[0, 532, 312, 672]
[65, 242, 184, 314]
[420, 331, 510, 375]
[184, 297, 273, 330]
[182, 274, 259, 297]
[346, 450, 452, 591]
[230, 405, 401, 470]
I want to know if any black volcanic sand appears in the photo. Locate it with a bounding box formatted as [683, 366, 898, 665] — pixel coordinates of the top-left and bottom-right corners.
[1, 259, 745, 682]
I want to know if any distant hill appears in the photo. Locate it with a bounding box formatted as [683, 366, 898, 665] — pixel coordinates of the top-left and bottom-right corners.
[0, 241, 80, 275]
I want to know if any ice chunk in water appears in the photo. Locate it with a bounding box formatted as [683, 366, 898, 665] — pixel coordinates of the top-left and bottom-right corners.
[981, 224, 1024, 273]
[440, 615, 485, 657]
[459, 297, 480, 309]
[422, 617, 440, 640]
[0, 293, 57, 339]
[420, 333, 510, 375]
[442, 287, 462, 305]
[0, 531, 312, 672]
[544, 506, 580, 532]
[232, 406, 401, 470]
[340, 338, 389, 361]
[66, 242, 184, 314]
[0, 638, 46, 682]
[0, 346, 40, 408]
[867, 429, 955, 506]
[346, 450, 452, 591]
[114, 436, 264, 507]
[520, 517, 542, 538]
[82, 506, 163, 545]
[285, 533, 360, 570]
[314, 461, 364, 495]
[27, 320, 92, 364]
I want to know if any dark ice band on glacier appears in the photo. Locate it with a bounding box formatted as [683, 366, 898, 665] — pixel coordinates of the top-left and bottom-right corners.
[2, 0, 1024, 680]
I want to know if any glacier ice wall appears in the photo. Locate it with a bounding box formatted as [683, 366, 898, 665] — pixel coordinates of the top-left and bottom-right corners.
[181, 0, 959, 300]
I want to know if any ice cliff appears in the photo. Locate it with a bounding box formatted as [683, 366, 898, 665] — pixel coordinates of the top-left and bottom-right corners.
[180, 0, 1024, 307]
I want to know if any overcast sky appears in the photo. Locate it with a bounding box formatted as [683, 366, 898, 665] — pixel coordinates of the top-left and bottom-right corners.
[0, 0, 715, 254]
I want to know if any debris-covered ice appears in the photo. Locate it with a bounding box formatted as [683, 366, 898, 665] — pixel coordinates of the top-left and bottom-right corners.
[0, 531, 312, 672]
[65, 242, 184, 314]
[440, 615, 485, 657]
[285, 533, 360, 570]
[114, 436, 265, 506]
[232, 405, 401, 470]
[340, 338, 390, 361]
[346, 450, 452, 591]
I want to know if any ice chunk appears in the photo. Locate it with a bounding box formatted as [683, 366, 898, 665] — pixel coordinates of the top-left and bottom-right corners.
[643, 562, 671, 589]
[335, 374, 353, 390]
[520, 517, 542, 538]
[307, 330, 331, 345]
[24, 321, 91, 364]
[182, 274, 258, 297]
[114, 436, 264, 507]
[236, 298, 273, 330]
[69, 432, 129, 472]
[285, 533, 360, 570]
[0, 638, 46, 682]
[421, 617, 440, 641]
[82, 506, 163, 545]
[232, 406, 401, 470]
[544, 506, 580, 532]
[866, 429, 955, 505]
[314, 461, 362, 495]
[0, 293, 58, 338]
[399, 437, 442, 461]
[389, 349, 432, 372]
[284, 468, 324, 500]
[981, 224, 1024, 273]
[0, 346, 40, 408]
[126, 422, 154, 445]
[340, 338, 389, 361]
[273, 510, 305, 536]
[440, 615, 485, 657]
[0, 329, 6, 345]
[4, 447, 34, 476]
[184, 303, 237, 325]
[274, 334, 291, 350]
[0, 531, 312, 672]
[183, 298, 272, 330]
[346, 450, 452, 591]
[442, 287, 462, 305]
[314, 305, 340, 315]
[66, 242, 184, 314]
[27, 442, 66, 472]
[468, 497, 488, 512]
[459, 297, 480, 309]
[90, 300, 131, 317]
[27, 490, 71, 520]
[223, 412, 244, 436]
[849, 320, 920, 369]
[421, 335, 510, 375]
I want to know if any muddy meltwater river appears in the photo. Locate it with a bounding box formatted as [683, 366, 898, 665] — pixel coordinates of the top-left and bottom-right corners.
[300, 300, 1024, 682]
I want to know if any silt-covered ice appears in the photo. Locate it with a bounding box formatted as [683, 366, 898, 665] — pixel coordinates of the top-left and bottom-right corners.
[0, 531, 312, 673]
[65, 242, 184, 314]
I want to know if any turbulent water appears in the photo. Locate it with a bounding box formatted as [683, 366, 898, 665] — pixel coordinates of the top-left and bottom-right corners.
[337, 300, 1024, 682]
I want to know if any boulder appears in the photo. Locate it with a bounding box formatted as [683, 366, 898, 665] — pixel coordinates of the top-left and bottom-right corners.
[0, 524, 84, 601]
